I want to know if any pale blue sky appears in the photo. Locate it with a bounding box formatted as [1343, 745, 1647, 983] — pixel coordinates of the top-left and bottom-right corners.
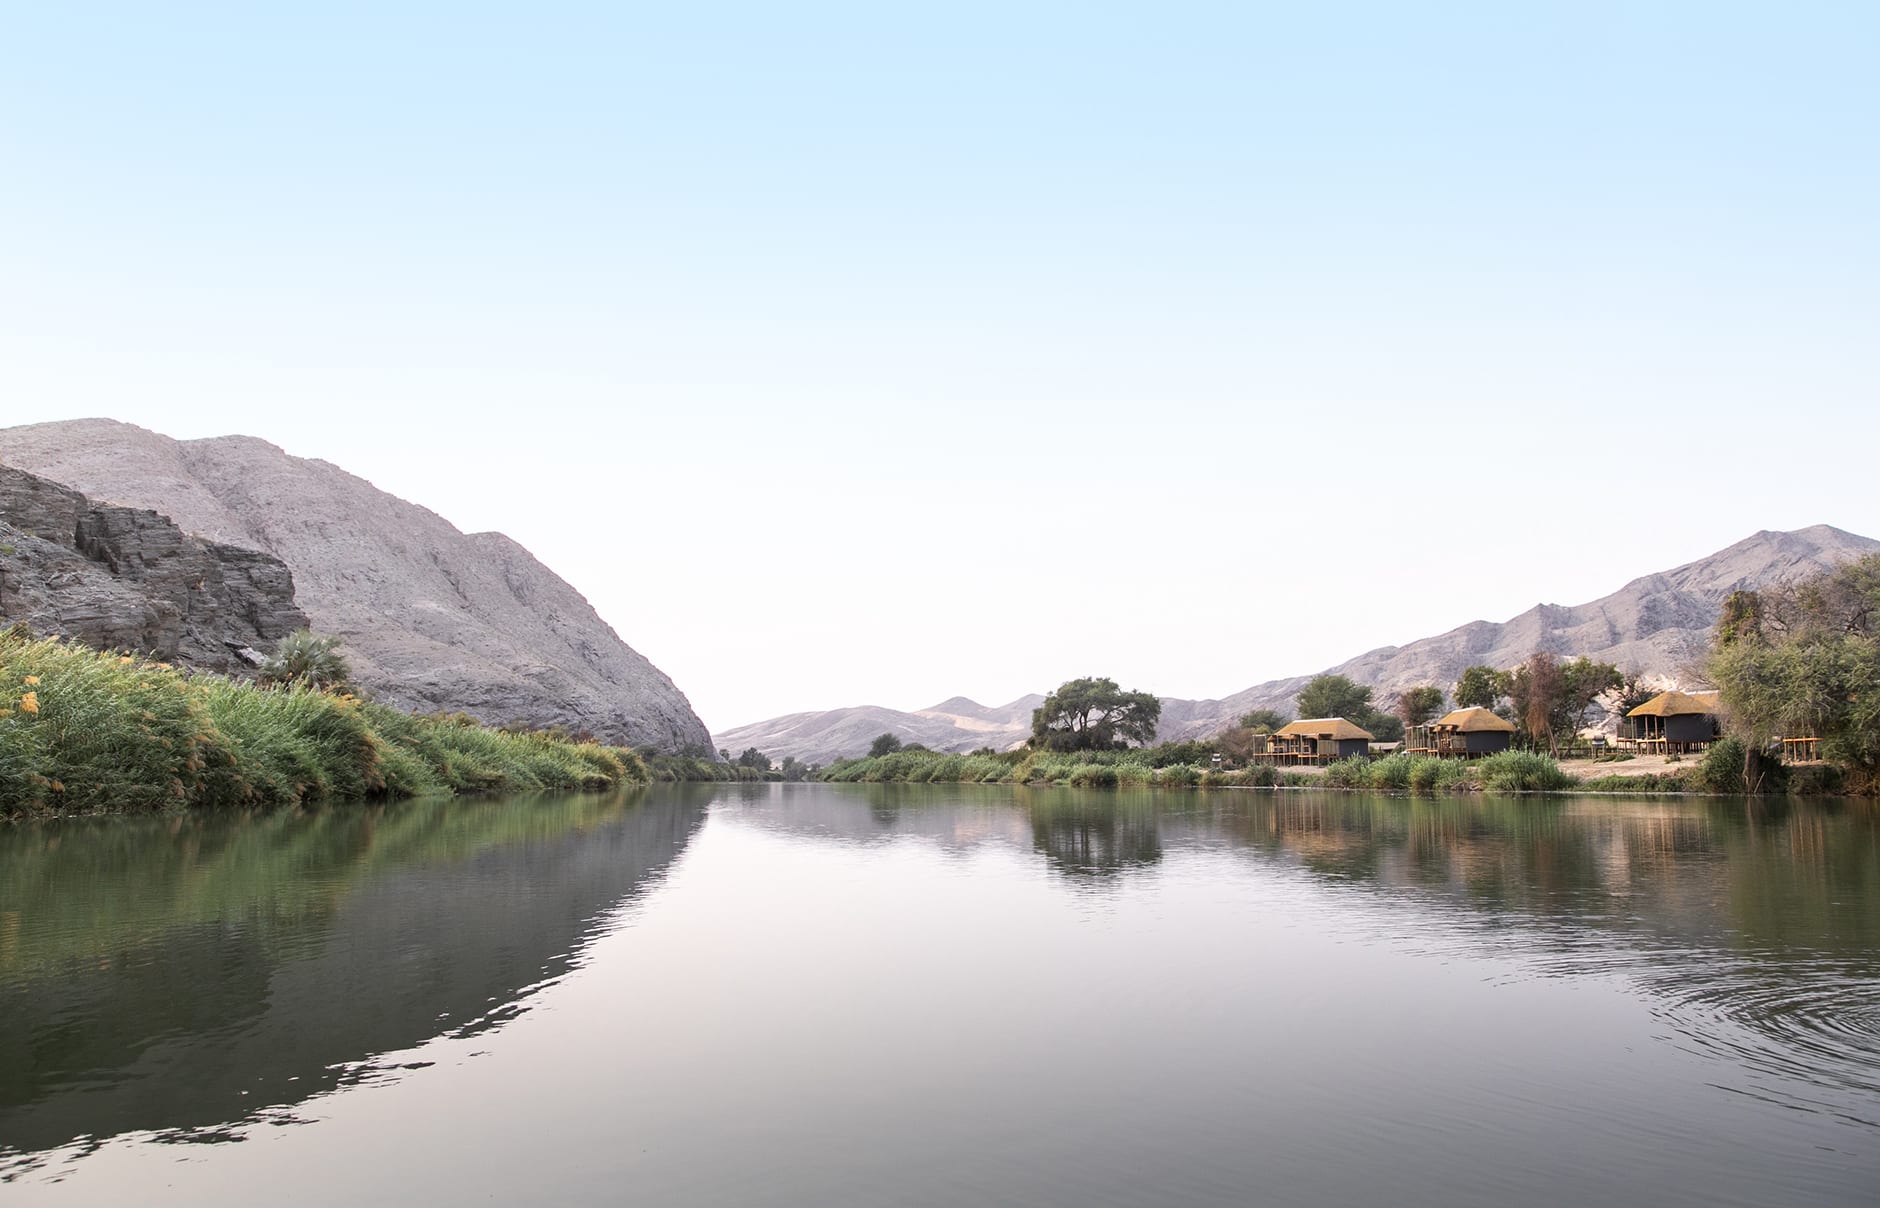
[3, 3, 1876, 731]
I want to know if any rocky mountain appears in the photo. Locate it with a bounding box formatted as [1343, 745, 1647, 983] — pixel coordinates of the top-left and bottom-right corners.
[1155, 524, 1880, 739]
[0, 419, 711, 752]
[1, 462, 307, 671]
[715, 524, 1880, 763]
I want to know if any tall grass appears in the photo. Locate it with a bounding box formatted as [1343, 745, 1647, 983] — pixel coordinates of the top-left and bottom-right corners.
[1474, 750, 1576, 793]
[641, 753, 769, 782]
[815, 743, 1596, 797]
[820, 747, 1246, 788]
[1321, 752, 1475, 794]
[1, 632, 648, 816]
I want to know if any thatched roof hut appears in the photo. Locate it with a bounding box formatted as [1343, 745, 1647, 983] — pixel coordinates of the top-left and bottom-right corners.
[1625, 690, 1722, 749]
[1271, 717, 1374, 761]
[1626, 690, 1721, 718]
[1273, 718, 1376, 741]
[1432, 707, 1516, 733]
[1428, 706, 1515, 755]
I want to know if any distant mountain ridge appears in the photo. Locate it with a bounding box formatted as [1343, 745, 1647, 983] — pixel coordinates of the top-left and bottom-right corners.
[713, 694, 1046, 768]
[0, 419, 711, 752]
[714, 525, 1880, 764]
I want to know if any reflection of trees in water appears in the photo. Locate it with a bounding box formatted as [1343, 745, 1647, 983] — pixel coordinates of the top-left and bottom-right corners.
[779, 785, 1879, 963]
[1199, 792, 1880, 1102]
[1023, 789, 1163, 883]
[1200, 794, 1880, 963]
[0, 787, 707, 1173]
[744, 782, 1880, 1094]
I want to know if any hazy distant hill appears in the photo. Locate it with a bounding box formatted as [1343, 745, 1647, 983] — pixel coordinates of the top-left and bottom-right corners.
[0, 419, 711, 752]
[716, 525, 1880, 763]
[713, 694, 1045, 768]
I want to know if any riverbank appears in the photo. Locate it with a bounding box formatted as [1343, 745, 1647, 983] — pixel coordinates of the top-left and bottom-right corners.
[817, 744, 1849, 796]
[2, 632, 649, 816]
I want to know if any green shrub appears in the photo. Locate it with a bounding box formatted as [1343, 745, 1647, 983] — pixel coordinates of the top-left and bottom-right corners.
[1321, 758, 1368, 788]
[1697, 737, 1747, 794]
[1476, 750, 1574, 793]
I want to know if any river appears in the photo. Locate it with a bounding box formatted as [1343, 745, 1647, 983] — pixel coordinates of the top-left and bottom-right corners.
[3, 784, 1877, 1205]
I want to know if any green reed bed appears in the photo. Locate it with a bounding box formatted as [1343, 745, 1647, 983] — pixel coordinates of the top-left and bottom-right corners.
[819, 747, 1241, 789]
[818, 742, 1597, 797]
[643, 754, 778, 782]
[0, 632, 647, 816]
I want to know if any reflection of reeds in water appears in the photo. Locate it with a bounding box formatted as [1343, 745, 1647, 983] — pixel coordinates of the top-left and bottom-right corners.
[0, 786, 705, 1173]
[0, 787, 649, 977]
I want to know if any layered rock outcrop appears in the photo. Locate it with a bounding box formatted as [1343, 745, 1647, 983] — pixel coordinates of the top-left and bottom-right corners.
[1, 462, 307, 670]
[0, 420, 712, 752]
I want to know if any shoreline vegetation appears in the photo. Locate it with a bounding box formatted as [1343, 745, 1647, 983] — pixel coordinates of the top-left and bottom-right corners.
[810, 554, 1880, 800]
[1, 631, 651, 817]
[813, 744, 1844, 796]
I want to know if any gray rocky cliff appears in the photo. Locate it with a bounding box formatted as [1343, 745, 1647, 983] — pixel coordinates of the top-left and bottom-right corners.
[0, 420, 711, 752]
[0, 462, 307, 670]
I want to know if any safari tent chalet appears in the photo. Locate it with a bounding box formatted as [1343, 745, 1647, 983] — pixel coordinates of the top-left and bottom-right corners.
[1624, 690, 1722, 753]
[1268, 718, 1374, 763]
[1427, 706, 1516, 757]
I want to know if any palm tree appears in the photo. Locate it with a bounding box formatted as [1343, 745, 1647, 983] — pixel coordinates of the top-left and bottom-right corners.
[260, 629, 352, 692]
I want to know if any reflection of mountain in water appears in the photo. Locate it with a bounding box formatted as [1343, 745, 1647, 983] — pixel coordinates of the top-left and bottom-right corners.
[0, 787, 709, 1169]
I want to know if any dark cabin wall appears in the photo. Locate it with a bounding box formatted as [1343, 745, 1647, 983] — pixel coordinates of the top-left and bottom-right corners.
[1665, 714, 1718, 744]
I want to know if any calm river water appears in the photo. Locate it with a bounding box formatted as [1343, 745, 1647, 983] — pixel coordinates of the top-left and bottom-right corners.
[3, 784, 1878, 1205]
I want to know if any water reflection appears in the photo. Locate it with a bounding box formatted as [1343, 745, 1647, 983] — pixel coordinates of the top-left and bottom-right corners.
[0, 787, 708, 1175]
[732, 784, 1880, 1115]
[1023, 790, 1164, 881]
[6, 782, 1879, 1201]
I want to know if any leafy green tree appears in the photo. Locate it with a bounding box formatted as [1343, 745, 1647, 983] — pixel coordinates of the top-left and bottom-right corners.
[1294, 674, 1404, 741]
[735, 747, 770, 771]
[1237, 708, 1289, 733]
[1364, 713, 1406, 743]
[259, 629, 351, 692]
[1709, 555, 1880, 790]
[1296, 674, 1372, 721]
[868, 732, 903, 758]
[1393, 686, 1446, 728]
[1559, 657, 1622, 736]
[1030, 677, 1161, 752]
[1453, 665, 1506, 711]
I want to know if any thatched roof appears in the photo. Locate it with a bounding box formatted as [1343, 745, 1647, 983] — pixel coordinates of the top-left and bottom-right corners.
[1627, 690, 1722, 718]
[1273, 717, 1375, 741]
[1432, 706, 1516, 734]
